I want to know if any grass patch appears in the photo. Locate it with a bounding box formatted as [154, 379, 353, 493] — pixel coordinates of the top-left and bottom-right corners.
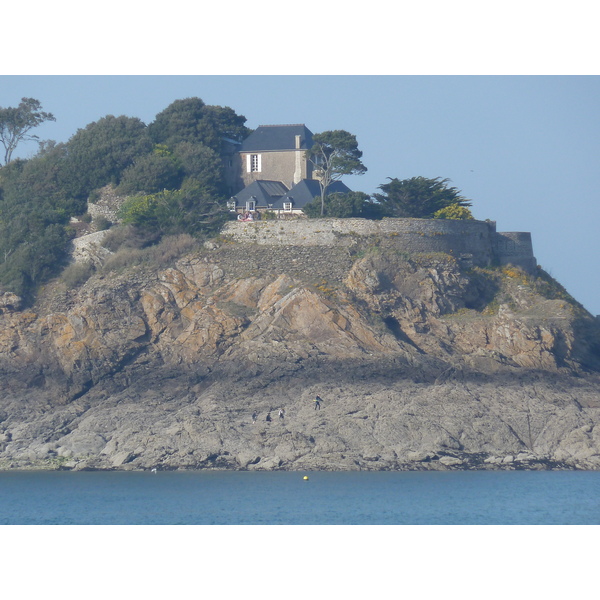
[102, 232, 200, 273]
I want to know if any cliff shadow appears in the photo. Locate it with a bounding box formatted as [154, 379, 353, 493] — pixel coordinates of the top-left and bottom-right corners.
[462, 268, 502, 312]
[382, 315, 425, 353]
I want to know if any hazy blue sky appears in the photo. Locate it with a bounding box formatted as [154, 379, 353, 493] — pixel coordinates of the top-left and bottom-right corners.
[2, 75, 598, 315]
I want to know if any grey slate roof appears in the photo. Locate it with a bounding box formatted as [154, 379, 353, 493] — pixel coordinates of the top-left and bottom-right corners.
[231, 180, 289, 207]
[276, 179, 352, 209]
[240, 124, 314, 152]
[231, 178, 352, 210]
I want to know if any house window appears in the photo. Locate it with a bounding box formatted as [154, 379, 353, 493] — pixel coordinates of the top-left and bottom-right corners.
[246, 200, 256, 212]
[283, 201, 293, 212]
[227, 200, 237, 212]
[247, 154, 262, 173]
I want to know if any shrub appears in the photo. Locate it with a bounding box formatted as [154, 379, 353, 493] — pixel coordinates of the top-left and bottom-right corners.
[88, 189, 102, 204]
[94, 216, 112, 231]
[102, 233, 199, 272]
[61, 262, 95, 289]
[433, 204, 474, 220]
[101, 225, 156, 252]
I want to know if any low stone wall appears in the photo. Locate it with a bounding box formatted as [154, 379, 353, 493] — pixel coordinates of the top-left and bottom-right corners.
[221, 217, 537, 272]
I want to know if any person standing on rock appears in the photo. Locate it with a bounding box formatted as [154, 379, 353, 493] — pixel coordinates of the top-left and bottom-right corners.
[279, 408, 285, 420]
[252, 411, 257, 423]
[314, 395, 322, 410]
[266, 412, 272, 422]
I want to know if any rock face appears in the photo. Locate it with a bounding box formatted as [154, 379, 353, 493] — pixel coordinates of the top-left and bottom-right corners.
[1, 227, 599, 471]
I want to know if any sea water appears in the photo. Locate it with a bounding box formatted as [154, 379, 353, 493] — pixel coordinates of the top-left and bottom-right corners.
[1, 469, 599, 525]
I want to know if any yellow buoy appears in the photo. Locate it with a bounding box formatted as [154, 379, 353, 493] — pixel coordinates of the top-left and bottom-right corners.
[303, 475, 309, 480]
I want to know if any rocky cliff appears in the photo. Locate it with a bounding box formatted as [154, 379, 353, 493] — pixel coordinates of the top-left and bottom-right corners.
[1, 225, 599, 471]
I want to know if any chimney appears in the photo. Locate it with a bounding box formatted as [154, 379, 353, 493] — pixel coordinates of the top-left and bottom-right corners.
[295, 135, 301, 149]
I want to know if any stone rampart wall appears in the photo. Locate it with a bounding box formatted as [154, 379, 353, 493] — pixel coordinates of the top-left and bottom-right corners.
[493, 232, 537, 271]
[221, 217, 537, 272]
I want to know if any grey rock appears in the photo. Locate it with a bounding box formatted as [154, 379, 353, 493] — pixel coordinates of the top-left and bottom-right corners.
[112, 451, 134, 467]
[439, 456, 464, 466]
[0, 228, 599, 472]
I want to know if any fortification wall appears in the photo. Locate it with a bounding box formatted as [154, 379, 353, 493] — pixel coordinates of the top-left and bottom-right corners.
[221, 217, 537, 272]
[493, 232, 537, 272]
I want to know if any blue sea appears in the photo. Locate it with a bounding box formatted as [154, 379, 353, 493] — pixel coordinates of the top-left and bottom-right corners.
[1, 469, 599, 525]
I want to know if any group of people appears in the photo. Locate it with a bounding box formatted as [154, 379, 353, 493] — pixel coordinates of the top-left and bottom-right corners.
[237, 211, 255, 222]
[251, 396, 324, 423]
[252, 408, 285, 423]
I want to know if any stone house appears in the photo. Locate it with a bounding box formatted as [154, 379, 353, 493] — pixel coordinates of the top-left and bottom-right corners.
[225, 124, 352, 218]
[237, 124, 315, 190]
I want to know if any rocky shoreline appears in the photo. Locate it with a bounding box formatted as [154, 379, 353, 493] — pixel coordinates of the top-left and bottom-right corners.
[1, 232, 599, 472]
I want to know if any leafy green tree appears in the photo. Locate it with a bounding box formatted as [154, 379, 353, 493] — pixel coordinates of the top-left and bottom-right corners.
[0, 97, 56, 165]
[0, 142, 85, 216]
[304, 191, 383, 219]
[148, 98, 249, 153]
[433, 204, 474, 220]
[0, 214, 73, 299]
[195, 104, 251, 151]
[173, 141, 225, 195]
[117, 149, 183, 195]
[62, 115, 152, 200]
[0, 139, 96, 300]
[307, 130, 367, 216]
[374, 176, 471, 219]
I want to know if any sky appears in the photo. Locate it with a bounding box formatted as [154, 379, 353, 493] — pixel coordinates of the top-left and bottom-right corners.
[2, 75, 599, 315]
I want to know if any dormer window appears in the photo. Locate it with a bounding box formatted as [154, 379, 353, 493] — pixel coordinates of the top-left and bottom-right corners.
[247, 154, 261, 173]
[283, 201, 293, 212]
[227, 199, 237, 212]
[246, 198, 256, 212]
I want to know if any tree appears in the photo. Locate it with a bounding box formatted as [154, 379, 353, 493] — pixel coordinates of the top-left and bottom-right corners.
[62, 115, 152, 199]
[0, 97, 56, 165]
[117, 148, 183, 195]
[148, 98, 249, 153]
[304, 191, 383, 219]
[0, 142, 85, 216]
[307, 130, 367, 216]
[172, 141, 226, 196]
[374, 176, 471, 219]
[194, 104, 251, 151]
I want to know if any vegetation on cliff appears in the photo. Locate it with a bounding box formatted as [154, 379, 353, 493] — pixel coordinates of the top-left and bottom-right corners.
[0, 97, 249, 300]
[0, 96, 545, 305]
